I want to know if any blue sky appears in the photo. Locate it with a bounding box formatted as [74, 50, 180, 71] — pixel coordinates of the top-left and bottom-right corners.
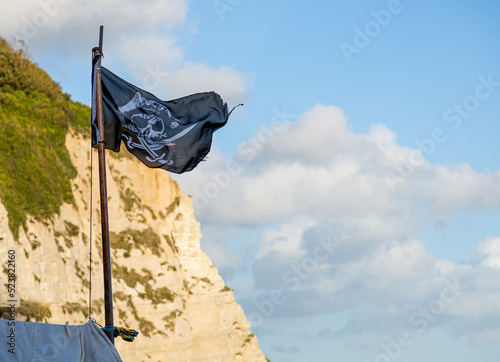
[2, 1, 500, 361]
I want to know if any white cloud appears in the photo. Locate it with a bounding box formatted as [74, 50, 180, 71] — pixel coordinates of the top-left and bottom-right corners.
[115, 33, 184, 79]
[365, 239, 434, 282]
[173, 102, 500, 350]
[0, 0, 188, 45]
[0, 0, 250, 104]
[477, 237, 500, 268]
[178, 103, 500, 228]
[244, 217, 500, 347]
[166, 62, 252, 106]
[257, 219, 312, 259]
[251, 104, 356, 164]
[418, 165, 500, 215]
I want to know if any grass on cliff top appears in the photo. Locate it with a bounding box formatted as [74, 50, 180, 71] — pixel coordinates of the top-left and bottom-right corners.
[0, 37, 90, 239]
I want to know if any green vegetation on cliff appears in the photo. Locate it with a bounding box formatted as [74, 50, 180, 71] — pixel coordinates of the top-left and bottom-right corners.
[0, 38, 90, 238]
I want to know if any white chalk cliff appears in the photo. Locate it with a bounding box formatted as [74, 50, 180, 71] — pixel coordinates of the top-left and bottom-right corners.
[0, 131, 266, 361]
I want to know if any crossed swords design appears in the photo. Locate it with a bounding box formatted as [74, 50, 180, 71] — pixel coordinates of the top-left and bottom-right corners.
[119, 93, 197, 165]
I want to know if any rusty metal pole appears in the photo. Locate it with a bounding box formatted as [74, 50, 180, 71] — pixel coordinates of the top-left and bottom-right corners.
[92, 25, 114, 344]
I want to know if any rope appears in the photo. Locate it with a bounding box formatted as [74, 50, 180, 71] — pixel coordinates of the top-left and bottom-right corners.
[89, 318, 139, 342]
[88, 146, 94, 319]
[228, 103, 244, 117]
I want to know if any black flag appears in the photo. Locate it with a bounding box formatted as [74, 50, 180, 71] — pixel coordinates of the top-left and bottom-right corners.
[91, 57, 231, 174]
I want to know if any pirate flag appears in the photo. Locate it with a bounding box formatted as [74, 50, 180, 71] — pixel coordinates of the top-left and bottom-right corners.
[91, 57, 232, 174]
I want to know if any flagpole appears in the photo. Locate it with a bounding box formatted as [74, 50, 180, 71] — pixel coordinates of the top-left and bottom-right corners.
[92, 25, 114, 344]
